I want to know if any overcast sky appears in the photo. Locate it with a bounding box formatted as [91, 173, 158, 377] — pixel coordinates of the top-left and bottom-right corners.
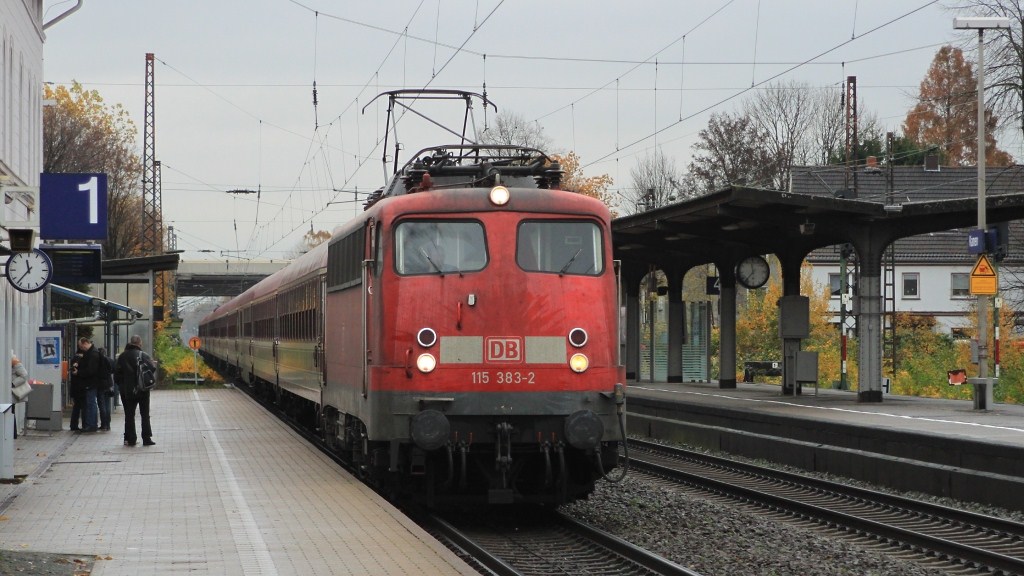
[41, 0, 990, 262]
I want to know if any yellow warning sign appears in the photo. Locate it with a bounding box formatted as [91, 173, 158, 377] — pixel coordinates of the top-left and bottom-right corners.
[970, 254, 998, 295]
[188, 336, 202, 351]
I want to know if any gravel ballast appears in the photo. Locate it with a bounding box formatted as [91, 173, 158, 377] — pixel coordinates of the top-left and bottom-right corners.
[559, 439, 1024, 576]
[562, 475, 946, 576]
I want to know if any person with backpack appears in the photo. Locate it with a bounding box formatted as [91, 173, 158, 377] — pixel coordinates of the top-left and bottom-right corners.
[114, 335, 156, 447]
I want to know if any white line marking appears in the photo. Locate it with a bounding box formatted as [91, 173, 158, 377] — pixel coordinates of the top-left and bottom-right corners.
[193, 389, 278, 574]
[632, 386, 1024, 434]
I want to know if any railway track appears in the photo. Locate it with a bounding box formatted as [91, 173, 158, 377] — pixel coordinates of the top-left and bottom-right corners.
[232, 379, 700, 575]
[629, 438, 1024, 575]
[423, 507, 701, 576]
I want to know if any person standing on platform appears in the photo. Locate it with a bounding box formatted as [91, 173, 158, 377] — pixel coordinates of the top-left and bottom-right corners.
[96, 347, 115, 431]
[115, 335, 156, 447]
[68, 350, 86, 431]
[72, 337, 102, 432]
[10, 353, 30, 439]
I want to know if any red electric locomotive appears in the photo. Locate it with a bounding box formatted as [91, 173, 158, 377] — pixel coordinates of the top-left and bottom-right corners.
[200, 95, 625, 506]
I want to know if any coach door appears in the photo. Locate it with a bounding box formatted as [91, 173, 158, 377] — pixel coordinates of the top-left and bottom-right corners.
[273, 293, 281, 392]
[317, 275, 327, 389]
[362, 219, 377, 397]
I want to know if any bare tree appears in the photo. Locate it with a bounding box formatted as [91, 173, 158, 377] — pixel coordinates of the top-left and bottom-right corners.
[688, 111, 777, 193]
[805, 86, 846, 166]
[951, 1, 1024, 142]
[479, 110, 551, 151]
[811, 86, 886, 166]
[622, 150, 686, 214]
[743, 80, 816, 189]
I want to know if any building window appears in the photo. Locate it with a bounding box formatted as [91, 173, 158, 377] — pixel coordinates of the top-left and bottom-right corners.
[828, 273, 841, 298]
[951, 272, 970, 298]
[902, 272, 919, 299]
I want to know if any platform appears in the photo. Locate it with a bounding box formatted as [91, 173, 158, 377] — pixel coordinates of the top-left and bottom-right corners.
[0, 387, 476, 576]
[626, 380, 1024, 511]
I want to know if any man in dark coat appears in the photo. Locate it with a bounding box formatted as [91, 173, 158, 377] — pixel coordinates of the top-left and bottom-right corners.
[71, 337, 102, 432]
[114, 334, 156, 446]
[96, 347, 115, 431]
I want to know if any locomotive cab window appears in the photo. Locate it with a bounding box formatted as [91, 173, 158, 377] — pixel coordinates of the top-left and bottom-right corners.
[395, 221, 487, 275]
[517, 220, 604, 275]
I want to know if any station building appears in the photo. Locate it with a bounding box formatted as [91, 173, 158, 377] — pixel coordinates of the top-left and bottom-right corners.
[1, 1, 46, 437]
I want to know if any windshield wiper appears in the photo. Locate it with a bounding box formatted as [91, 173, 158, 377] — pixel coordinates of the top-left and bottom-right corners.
[559, 249, 583, 276]
[420, 247, 444, 276]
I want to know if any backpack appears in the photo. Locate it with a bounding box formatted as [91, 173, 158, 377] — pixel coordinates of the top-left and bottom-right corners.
[136, 353, 157, 393]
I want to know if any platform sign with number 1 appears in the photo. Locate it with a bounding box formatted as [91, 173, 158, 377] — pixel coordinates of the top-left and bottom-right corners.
[40, 173, 108, 241]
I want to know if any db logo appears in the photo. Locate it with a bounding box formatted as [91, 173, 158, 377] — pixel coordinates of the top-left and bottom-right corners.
[485, 337, 523, 363]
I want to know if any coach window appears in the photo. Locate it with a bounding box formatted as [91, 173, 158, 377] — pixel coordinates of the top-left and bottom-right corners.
[395, 221, 487, 275]
[517, 220, 604, 275]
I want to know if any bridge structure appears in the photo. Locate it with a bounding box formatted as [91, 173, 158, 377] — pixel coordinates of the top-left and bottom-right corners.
[174, 260, 288, 297]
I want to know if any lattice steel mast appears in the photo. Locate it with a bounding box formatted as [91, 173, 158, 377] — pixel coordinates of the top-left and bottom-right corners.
[141, 53, 165, 319]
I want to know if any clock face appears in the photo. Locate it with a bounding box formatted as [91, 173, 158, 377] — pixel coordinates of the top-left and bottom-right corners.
[736, 255, 770, 289]
[6, 249, 54, 293]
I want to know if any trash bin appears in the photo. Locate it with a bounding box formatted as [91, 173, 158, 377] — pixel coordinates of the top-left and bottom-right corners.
[25, 382, 61, 431]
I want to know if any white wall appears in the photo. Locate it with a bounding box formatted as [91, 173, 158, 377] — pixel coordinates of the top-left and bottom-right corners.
[0, 0, 44, 185]
[1, 0, 46, 432]
[807, 262, 1016, 333]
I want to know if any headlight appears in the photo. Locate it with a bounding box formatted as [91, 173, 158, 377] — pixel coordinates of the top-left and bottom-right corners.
[489, 185, 510, 206]
[569, 353, 589, 373]
[417, 327, 437, 348]
[416, 353, 437, 373]
[568, 328, 588, 348]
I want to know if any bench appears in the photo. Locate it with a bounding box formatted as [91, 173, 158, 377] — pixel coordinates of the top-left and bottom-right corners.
[743, 360, 782, 382]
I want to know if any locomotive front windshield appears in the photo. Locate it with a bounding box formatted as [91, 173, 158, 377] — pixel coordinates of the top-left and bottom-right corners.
[517, 221, 604, 275]
[396, 220, 487, 275]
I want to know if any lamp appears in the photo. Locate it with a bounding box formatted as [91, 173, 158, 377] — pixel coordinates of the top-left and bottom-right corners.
[953, 15, 1010, 410]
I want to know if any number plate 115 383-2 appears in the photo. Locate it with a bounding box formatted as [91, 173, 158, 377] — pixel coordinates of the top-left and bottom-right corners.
[471, 371, 536, 385]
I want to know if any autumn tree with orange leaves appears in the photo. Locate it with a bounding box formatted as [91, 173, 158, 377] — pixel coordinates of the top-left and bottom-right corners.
[44, 82, 145, 259]
[287, 228, 332, 258]
[902, 46, 1013, 167]
[551, 151, 616, 216]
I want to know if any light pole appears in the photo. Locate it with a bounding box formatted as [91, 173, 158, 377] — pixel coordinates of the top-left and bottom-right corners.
[954, 16, 1010, 409]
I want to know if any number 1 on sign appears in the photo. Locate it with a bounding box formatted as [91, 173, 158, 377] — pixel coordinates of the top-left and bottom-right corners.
[79, 176, 98, 224]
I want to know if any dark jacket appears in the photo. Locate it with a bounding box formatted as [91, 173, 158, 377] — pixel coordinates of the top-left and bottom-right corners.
[72, 345, 103, 391]
[69, 352, 85, 397]
[99, 354, 115, 393]
[115, 344, 154, 399]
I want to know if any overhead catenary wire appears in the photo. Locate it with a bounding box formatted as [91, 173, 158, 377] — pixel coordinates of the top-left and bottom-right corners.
[245, 1, 506, 260]
[583, 0, 941, 169]
[532, 0, 739, 123]
[127, 2, 958, 260]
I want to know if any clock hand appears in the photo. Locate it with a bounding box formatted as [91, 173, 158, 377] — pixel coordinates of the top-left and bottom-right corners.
[17, 265, 32, 283]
